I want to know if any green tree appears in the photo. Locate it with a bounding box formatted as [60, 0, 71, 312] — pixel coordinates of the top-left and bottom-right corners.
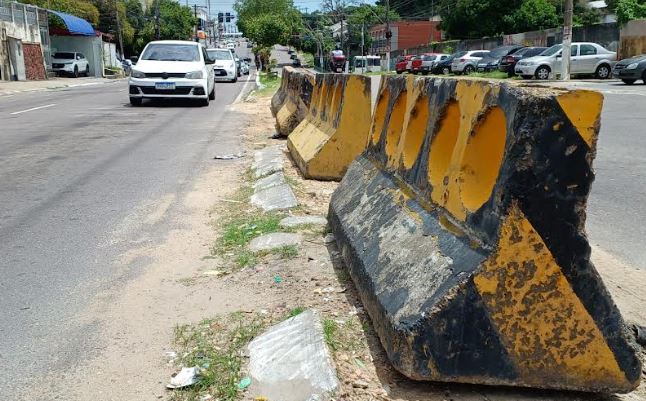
[245, 14, 291, 47]
[136, 0, 195, 50]
[615, 0, 646, 24]
[503, 0, 560, 33]
[20, 0, 100, 25]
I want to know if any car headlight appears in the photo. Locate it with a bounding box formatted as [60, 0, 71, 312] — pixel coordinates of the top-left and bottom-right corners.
[185, 71, 203, 79]
[131, 70, 145, 78]
[627, 62, 639, 70]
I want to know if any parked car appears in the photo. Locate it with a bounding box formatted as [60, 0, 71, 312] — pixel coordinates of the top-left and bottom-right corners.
[240, 60, 250, 75]
[432, 51, 465, 74]
[411, 53, 450, 75]
[613, 54, 646, 84]
[451, 50, 489, 75]
[476, 45, 525, 72]
[52, 52, 90, 78]
[515, 42, 617, 80]
[498, 46, 547, 76]
[235, 57, 241, 77]
[395, 55, 415, 74]
[292, 58, 302, 67]
[226, 43, 235, 50]
[129, 41, 215, 106]
[207, 48, 238, 83]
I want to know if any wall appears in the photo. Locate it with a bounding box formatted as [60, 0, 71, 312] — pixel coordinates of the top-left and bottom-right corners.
[51, 35, 103, 77]
[619, 19, 646, 58]
[23, 42, 45, 79]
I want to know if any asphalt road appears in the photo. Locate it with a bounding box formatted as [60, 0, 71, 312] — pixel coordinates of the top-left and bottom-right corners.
[0, 46, 255, 399]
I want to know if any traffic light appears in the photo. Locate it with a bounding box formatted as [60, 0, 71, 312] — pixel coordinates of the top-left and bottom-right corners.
[218, 12, 223, 23]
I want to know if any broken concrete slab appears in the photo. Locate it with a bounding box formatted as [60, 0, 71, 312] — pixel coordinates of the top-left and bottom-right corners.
[248, 232, 302, 253]
[251, 183, 297, 211]
[248, 310, 339, 401]
[253, 172, 286, 192]
[252, 146, 285, 178]
[279, 215, 327, 228]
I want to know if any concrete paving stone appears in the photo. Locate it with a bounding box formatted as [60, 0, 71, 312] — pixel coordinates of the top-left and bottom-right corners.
[253, 172, 286, 192]
[248, 232, 302, 252]
[252, 145, 285, 178]
[247, 310, 339, 401]
[279, 215, 327, 228]
[250, 183, 297, 211]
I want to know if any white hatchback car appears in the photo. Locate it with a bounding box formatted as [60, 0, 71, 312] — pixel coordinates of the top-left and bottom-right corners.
[129, 40, 215, 106]
[451, 50, 490, 75]
[207, 48, 238, 83]
[515, 42, 617, 80]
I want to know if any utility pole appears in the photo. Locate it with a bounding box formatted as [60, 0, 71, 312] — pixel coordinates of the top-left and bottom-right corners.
[561, 0, 573, 80]
[194, 4, 199, 42]
[361, 19, 365, 74]
[114, 0, 124, 59]
[155, 0, 160, 40]
[385, 0, 391, 72]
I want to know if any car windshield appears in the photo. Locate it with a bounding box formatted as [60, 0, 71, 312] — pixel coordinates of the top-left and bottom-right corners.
[422, 55, 436, 61]
[53, 52, 75, 59]
[141, 44, 200, 61]
[208, 50, 233, 60]
[452, 51, 467, 59]
[490, 47, 516, 58]
[540, 45, 562, 56]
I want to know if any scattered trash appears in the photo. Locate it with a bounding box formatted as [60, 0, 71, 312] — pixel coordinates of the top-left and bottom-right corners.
[260, 309, 269, 315]
[314, 286, 336, 295]
[202, 362, 210, 369]
[254, 397, 268, 401]
[214, 152, 243, 160]
[323, 233, 336, 244]
[274, 275, 283, 284]
[352, 379, 369, 389]
[202, 269, 228, 277]
[237, 376, 252, 390]
[199, 394, 213, 401]
[164, 351, 177, 361]
[167, 366, 200, 389]
[270, 132, 282, 139]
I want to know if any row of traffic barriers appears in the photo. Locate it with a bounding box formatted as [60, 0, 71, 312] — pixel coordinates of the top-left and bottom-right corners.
[271, 71, 642, 393]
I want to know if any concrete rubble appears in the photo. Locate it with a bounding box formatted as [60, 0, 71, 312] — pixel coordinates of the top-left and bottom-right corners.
[249, 232, 302, 252]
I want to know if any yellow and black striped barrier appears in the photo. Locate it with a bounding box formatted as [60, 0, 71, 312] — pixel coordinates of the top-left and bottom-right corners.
[328, 75, 642, 392]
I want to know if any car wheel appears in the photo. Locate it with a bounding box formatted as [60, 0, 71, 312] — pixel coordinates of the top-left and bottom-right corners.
[396, 70, 402, 74]
[73, 65, 79, 78]
[521, 75, 533, 80]
[232, 76, 237, 83]
[200, 96, 210, 107]
[535, 66, 550, 80]
[209, 86, 215, 100]
[442, 67, 450, 75]
[130, 97, 142, 106]
[642, 70, 646, 84]
[85, 65, 90, 77]
[464, 65, 474, 75]
[622, 79, 636, 85]
[595, 64, 611, 79]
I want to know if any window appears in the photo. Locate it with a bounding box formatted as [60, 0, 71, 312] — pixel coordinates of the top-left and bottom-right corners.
[570, 45, 579, 56]
[78, 53, 85, 59]
[580, 44, 597, 56]
[53, 52, 74, 59]
[540, 45, 562, 56]
[472, 52, 489, 58]
[527, 48, 546, 57]
[141, 44, 200, 62]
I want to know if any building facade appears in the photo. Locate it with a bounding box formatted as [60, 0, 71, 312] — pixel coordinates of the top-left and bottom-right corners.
[370, 20, 442, 55]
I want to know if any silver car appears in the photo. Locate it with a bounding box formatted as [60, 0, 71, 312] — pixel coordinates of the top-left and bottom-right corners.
[515, 42, 616, 80]
[451, 50, 490, 75]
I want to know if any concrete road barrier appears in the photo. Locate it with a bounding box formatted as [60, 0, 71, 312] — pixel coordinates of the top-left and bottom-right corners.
[270, 67, 314, 137]
[287, 73, 372, 181]
[328, 76, 642, 392]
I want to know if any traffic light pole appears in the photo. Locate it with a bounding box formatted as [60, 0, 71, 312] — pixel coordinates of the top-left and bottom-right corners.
[385, 0, 391, 72]
[561, 0, 573, 80]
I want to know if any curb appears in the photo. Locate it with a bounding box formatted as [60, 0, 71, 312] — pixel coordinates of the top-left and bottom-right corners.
[0, 78, 124, 98]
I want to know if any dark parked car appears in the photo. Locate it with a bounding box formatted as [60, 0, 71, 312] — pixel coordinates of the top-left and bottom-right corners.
[431, 51, 465, 74]
[476, 45, 525, 73]
[613, 54, 646, 84]
[498, 46, 547, 76]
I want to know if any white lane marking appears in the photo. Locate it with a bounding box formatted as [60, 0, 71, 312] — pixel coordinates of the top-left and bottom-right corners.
[10, 103, 57, 115]
[233, 70, 256, 103]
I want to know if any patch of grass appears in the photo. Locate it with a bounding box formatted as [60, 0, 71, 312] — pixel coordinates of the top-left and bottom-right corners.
[177, 277, 197, 286]
[299, 52, 314, 67]
[254, 72, 281, 97]
[213, 213, 282, 254]
[468, 71, 513, 80]
[287, 306, 305, 318]
[171, 313, 267, 401]
[273, 245, 298, 259]
[323, 318, 340, 351]
[235, 250, 257, 268]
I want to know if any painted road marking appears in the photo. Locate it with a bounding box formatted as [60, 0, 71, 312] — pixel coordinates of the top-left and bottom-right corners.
[10, 103, 57, 115]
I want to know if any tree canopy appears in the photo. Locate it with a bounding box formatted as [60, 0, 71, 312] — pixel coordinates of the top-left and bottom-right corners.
[234, 0, 302, 48]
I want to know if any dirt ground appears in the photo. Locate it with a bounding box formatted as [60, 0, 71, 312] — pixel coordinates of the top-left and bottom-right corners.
[28, 90, 646, 401]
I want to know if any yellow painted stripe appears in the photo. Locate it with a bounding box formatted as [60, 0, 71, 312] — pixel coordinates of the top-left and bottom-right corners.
[474, 204, 629, 389]
[556, 90, 603, 149]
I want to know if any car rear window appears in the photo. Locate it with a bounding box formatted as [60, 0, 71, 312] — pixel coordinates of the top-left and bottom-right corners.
[422, 55, 436, 61]
[207, 49, 233, 60]
[526, 47, 547, 56]
[54, 52, 75, 59]
[141, 44, 200, 62]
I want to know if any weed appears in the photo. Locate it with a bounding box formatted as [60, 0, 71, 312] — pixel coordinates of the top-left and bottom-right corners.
[235, 251, 256, 268]
[274, 245, 298, 259]
[177, 277, 197, 286]
[254, 73, 281, 97]
[468, 71, 514, 80]
[213, 213, 282, 254]
[170, 313, 267, 401]
[323, 318, 340, 351]
[287, 307, 305, 318]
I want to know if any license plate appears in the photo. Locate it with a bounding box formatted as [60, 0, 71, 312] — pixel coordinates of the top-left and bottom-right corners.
[155, 82, 175, 90]
[336, 68, 342, 72]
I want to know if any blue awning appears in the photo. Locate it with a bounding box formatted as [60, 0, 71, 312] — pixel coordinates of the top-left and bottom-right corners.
[48, 10, 95, 36]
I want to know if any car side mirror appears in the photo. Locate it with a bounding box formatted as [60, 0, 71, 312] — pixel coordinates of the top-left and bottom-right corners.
[205, 57, 215, 65]
[555, 54, 561, 58]
[130, 56, 138, 65]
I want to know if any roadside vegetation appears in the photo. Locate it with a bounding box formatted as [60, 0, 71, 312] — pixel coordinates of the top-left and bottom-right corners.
[254, 72, 281, 97]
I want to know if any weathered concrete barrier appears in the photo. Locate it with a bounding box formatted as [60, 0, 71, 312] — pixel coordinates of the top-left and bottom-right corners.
[287, 73, 372, 180]
[270, 67, 315, 137]
[328, 76, 642, 392]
